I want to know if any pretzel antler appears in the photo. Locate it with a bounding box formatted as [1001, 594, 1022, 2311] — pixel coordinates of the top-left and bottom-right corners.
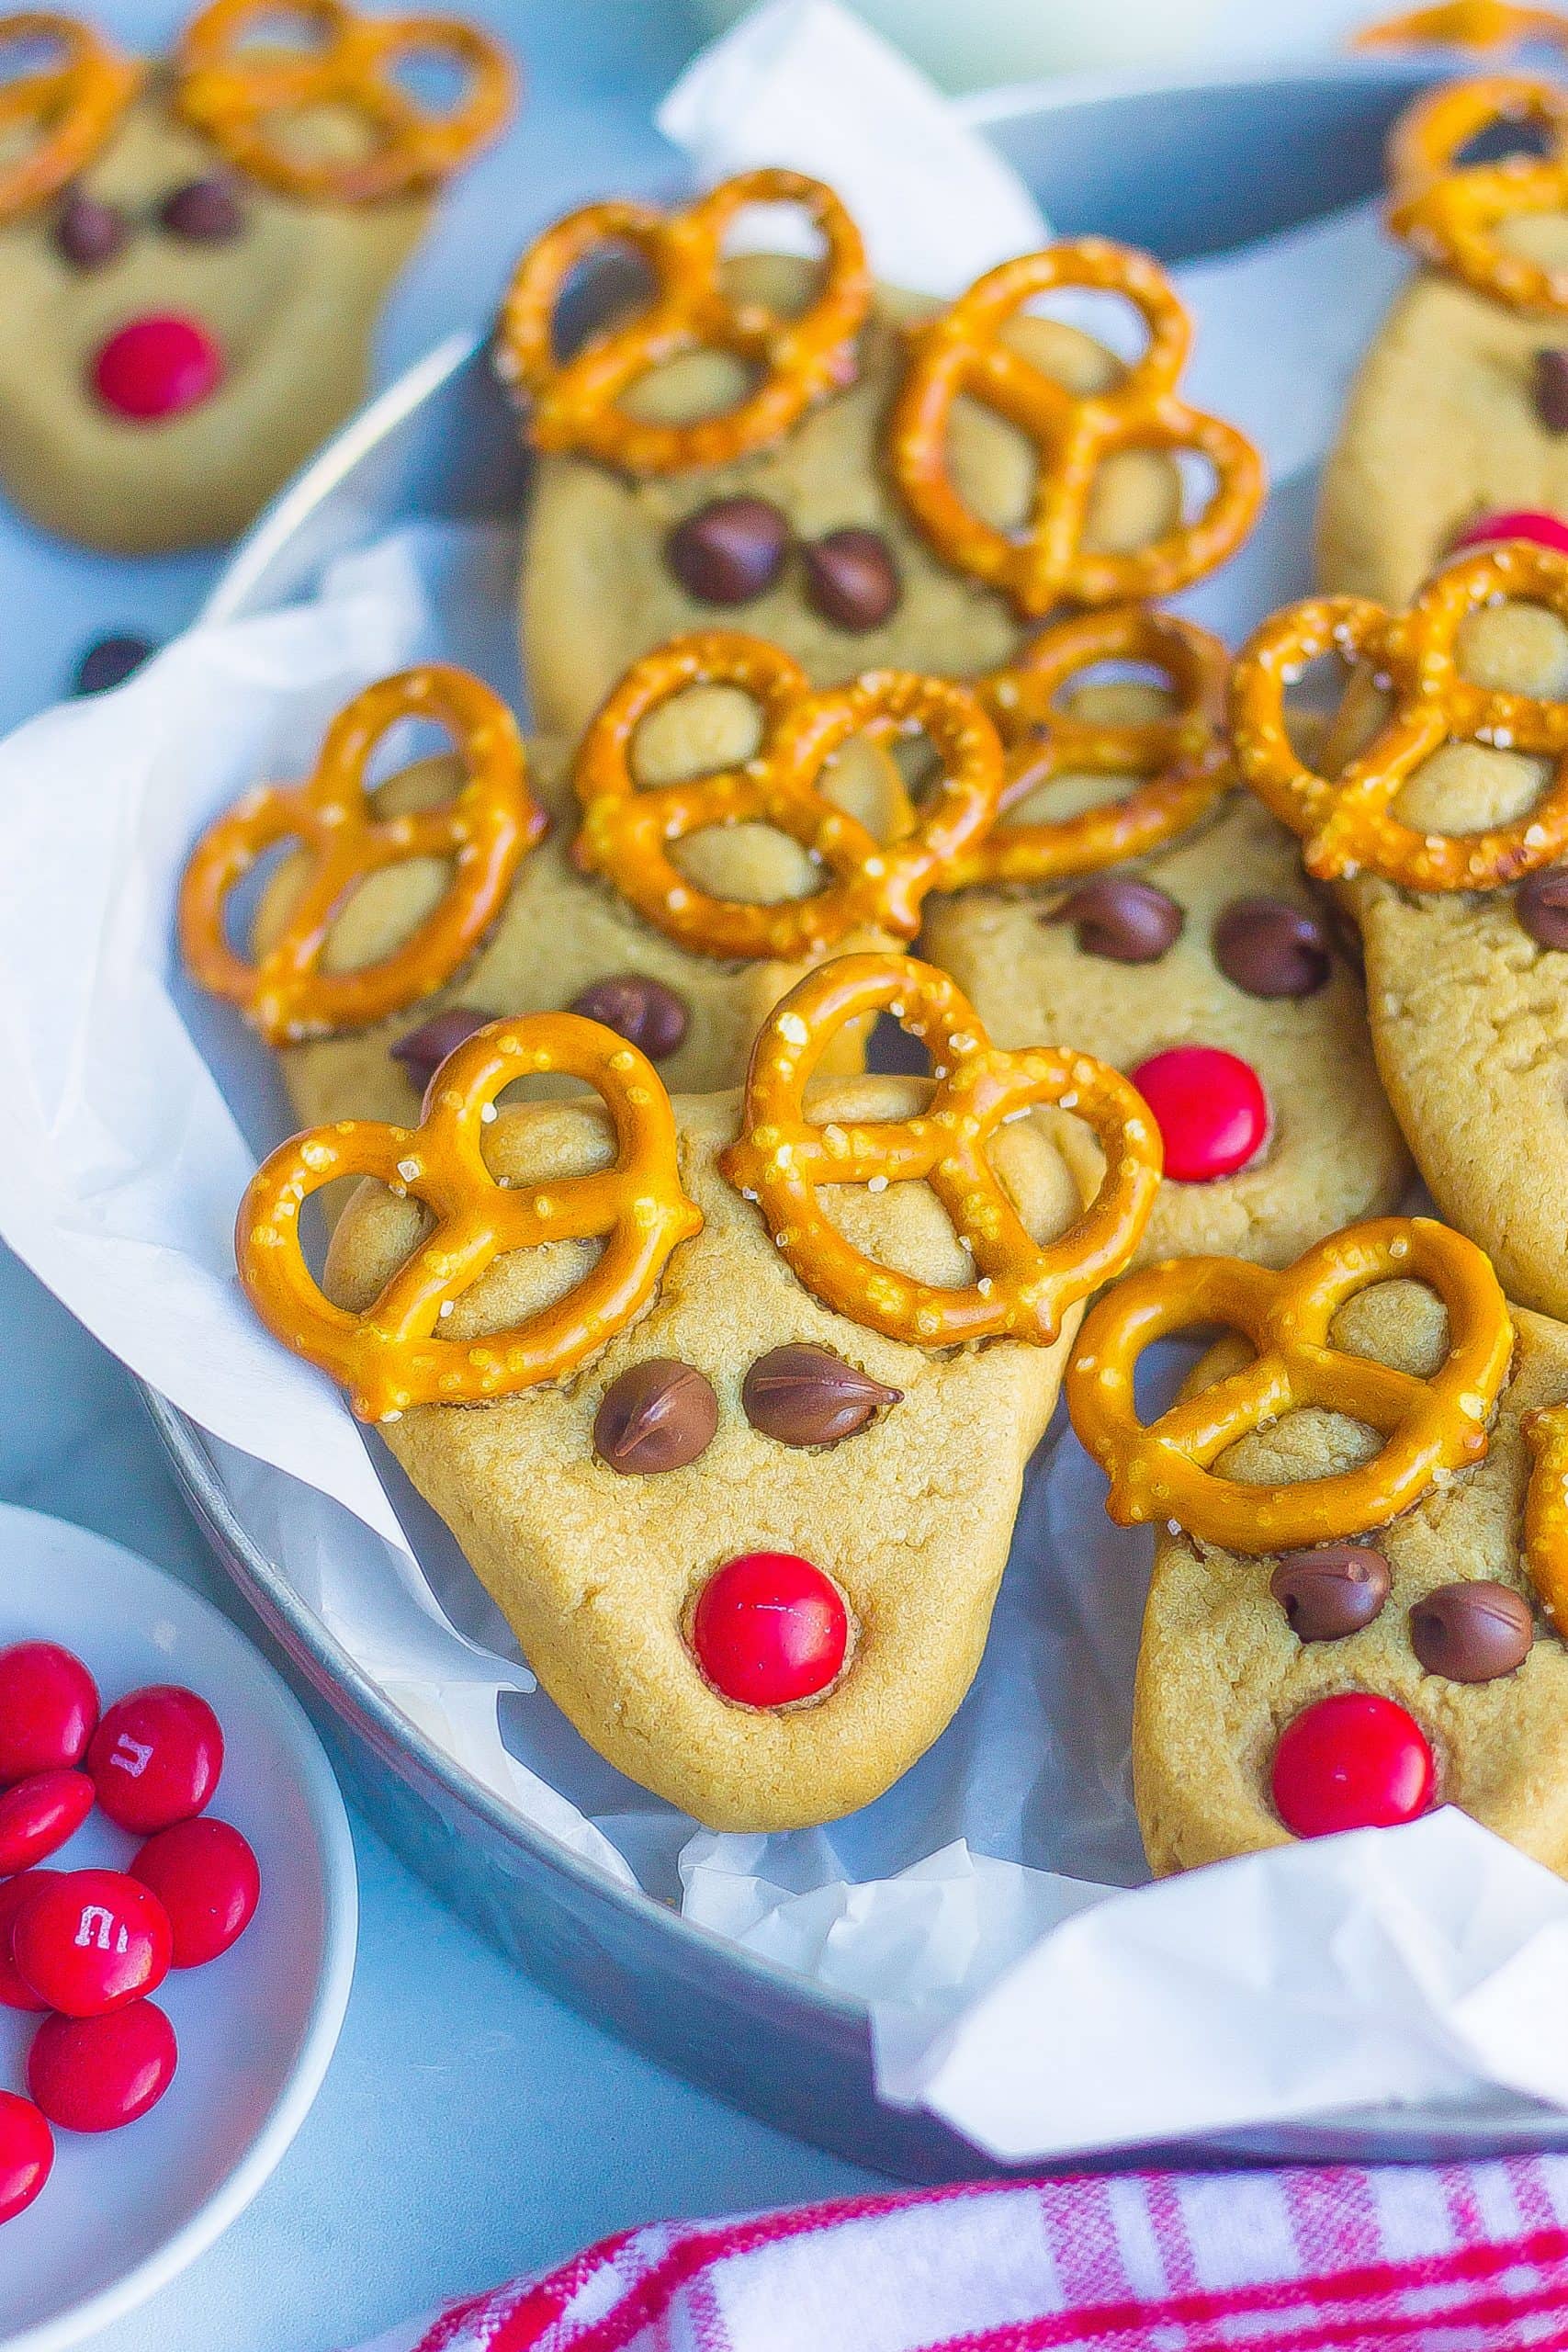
[495, 170, 870, 473]
[719, 952, 1161, 1347]
[239, 1012, 702, 1419]
[175, 0, 515, 205]
[0, 12, 141, 223]
[1387, 73, 1568, 312]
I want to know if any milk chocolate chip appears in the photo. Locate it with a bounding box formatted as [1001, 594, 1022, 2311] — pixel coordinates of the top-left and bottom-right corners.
[1213, 896, 1332, 999]
[159, 175, 245, 243]
[1409, 1580, 1534, 1682]
[569, 974, 688, 1059]
[742, 1344, 900, 1447]
[666, 497, 788, 605]
[1270, 1544, 1391, 1641]
[389, 1006, 496, 1091]
[1536, 348, 1568, 435]
[1052, 877, 1182, 964]
[594, 1358, 718, 1475]
[801, 527, 900, 632]
[53, 189, 129, 270]
[1517, 867, 1568, 950]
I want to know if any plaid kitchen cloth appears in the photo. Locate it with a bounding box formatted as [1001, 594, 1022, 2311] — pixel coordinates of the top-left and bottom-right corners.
[359, 2154, 1568, 2350]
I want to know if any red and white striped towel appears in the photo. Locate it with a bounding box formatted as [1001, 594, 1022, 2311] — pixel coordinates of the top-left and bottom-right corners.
[362, 2155, 1568, 2351]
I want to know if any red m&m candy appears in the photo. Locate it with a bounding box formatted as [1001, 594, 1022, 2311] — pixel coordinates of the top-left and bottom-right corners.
[692, 1552, 849, 1708]
[0, 2092, 52, 2226]
[92, 314, 222, 421]
[1271, 1692, 1436, 1839]
[0, 1873, 58, 2012]
[11, 1869, 173, 2018]
[1129, 1045, 1269, 1183]
[133, 1819, 259, 1968]
[28, 2003, 178, 2134]
[88, 1685, 223, 1834]
[1450, 509, 1568, 560]
[0, 1643, 99, 1782]
[0, 1770, 94, 1877]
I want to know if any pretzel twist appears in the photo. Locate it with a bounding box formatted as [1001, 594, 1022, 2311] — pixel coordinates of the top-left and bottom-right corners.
[1387, 74, 1568, 312]
[1526, 1402, 1568, 1627]
[571, 631, 1004, 959]
[1066, 1216, 1513, 1553]
[887, 240, 1264, 620]
[175, 0, 514, 205]
[944, 605, 1233, 889]
[718, 953, 1161, 1347]
[1356, 2, 1568, 51]
[1230, 543, 1568, 888]
[0, 12, 141, 222]
[238, 1012, 702, 1420]
[179, 665, 546, 1046]
[495, 170, 870, 473]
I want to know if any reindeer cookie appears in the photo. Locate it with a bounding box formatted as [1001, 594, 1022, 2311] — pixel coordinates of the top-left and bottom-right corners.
[1231, 541, 1568, 1323]
[177, 640, 1006, 1135]
[502, 178, 1263, 739]
[1319, 73, 1568, 603]
[236, 956, 1160, 1828]
[919, 606, 1410, 1267]
[0, 0, 513, 552]
[1066, 1215, 1568, 1877]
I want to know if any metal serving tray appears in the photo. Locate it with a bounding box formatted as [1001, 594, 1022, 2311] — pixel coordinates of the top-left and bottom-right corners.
[151, 53, 1568, 2179]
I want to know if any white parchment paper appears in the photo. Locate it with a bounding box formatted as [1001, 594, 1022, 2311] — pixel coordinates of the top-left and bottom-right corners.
[6, 2, 1566, 2163]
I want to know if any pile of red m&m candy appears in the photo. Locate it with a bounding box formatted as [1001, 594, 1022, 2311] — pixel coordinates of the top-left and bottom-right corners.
[0, 1641, 260, 2227]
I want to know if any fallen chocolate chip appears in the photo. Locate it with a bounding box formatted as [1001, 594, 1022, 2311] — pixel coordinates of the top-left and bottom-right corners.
[742, 1344, 900, 1447]
[72, 633, 152, 695]
[665, 496, 789, 606]
[159, 175, 245, 243]
[1409, 1580, 1534, 1682]
[1213, 895, 1332, 999]
[1270, 1544, 1391, 1642]
[1517, 866, 1568, 950]
[53, 188, 129, 270]
[570, 973, 689, 1059]
[389, 1006, 497, 1091]
[593, 1358, 718, 1475]
[801, 526, 900, 632]
[1052, 877, 1182, 965]
[1536, 348, 1568, 435]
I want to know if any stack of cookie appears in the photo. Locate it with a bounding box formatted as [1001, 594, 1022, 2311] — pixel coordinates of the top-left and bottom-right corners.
[178, 129, 1568, 1871]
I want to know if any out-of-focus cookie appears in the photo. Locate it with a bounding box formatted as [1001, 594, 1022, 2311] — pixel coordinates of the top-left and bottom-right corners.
[503, 180, 1259, 739]
[0, 2, 514, 552]
[236, 957, 1159, 1828]
[920, 612, 1409, 1267]
[1318, 73, 1568, 601]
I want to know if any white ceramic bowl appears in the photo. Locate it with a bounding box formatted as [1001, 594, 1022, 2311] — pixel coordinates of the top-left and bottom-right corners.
[0, 1503, 357, 2351]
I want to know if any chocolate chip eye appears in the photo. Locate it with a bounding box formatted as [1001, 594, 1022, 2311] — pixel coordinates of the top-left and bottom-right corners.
[1269, 1544, 1390, 1642]
[1213, 895, 1332, 999]
[569, 974, 689, 1060]
[53, 189, 130, 271]
[158, 177, 246, 244]
[1517, 866, 1568, 949]
[665, 498, 789, 606]
[593, 1359, 718, 1475]
[1409, 1581, 1534, 1682]
[1051, 877, 1182, 965]
[741, 1345, 900, 1447]
[800, 527, 900, 633]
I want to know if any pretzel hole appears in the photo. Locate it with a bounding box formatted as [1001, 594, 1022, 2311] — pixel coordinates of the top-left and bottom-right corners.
[547, 242, 660, 364]
[0, 22, 74, 82]
[1450, 111, 1558, 167]
[253, 97, 390, 173]
[383, 40, 478, 121]
[225, 6, 338, 57]
[1282, 646, 1365, 772]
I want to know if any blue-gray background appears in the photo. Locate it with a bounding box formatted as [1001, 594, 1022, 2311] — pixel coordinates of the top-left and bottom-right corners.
[0, 8, 883, 2347]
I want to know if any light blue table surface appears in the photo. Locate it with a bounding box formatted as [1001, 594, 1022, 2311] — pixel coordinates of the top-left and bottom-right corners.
[0, 6, 881, 2346]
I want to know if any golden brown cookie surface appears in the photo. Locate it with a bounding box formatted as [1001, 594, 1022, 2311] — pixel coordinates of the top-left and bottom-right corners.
[325, 1074, 1097, 1829]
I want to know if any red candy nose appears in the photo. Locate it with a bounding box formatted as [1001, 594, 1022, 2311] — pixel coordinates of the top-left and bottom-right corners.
[1271, 1692, 1435, 1839]
[1129, 1045, 1268, 1182]
[692, 1551, 849, 1709]
[1451, 509, 1568, 560]
[92, 314, 222, 421]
